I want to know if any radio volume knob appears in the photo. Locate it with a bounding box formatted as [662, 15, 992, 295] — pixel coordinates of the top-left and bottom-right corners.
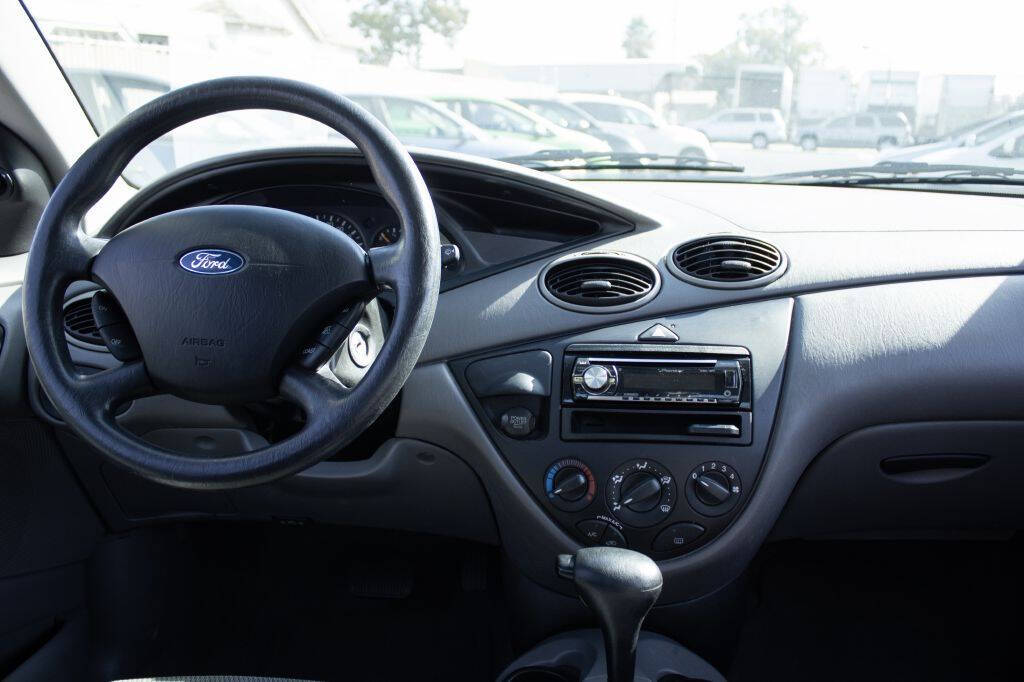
[582, 365, 612, 393]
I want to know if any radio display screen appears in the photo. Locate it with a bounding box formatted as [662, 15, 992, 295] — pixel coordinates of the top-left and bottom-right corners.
[619, 366, 717, 393]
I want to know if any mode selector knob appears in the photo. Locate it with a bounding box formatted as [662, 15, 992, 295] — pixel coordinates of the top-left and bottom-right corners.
[582, 365, 612, 393]
[620, 473, 662, 513]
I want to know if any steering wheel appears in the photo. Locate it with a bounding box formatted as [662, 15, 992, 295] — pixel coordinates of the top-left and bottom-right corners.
[22, 77, 440, 489]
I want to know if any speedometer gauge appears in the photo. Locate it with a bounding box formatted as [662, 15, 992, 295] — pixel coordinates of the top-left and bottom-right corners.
[311, 212, 366, 248]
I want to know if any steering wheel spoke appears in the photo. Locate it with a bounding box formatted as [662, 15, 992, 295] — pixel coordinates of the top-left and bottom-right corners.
[279, 367, 350, 421]
[368, 244, 404, 289]
[75, 361, 155, 419]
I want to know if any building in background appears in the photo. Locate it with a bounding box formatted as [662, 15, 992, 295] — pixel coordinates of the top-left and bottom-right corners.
[917, 74, 995, 139]
[459, 59, 702, 108]
[732, 64, 793, 120]
[857, 70, 919, 127]
[793, 68, 854, 127]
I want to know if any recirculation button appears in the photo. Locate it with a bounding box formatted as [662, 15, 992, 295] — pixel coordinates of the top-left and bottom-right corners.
[651, 522, 705, 552]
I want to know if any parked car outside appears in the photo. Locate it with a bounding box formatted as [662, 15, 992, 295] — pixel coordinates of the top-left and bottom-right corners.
[345, 94, 545, 159]
[795, 112, 913, 151]
[66, 68, 326, 183]
[511, 97, 643, 152]
[687, 107, 787, 148]
[561, 93, 715, 159]
[892, 123, 1024, 168]
[433, 95, 610, 153]
[880, 109, 1024, 162]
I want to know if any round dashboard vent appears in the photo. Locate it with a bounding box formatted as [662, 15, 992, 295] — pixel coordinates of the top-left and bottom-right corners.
[539, 251, 660, 313]
[63, 295, 103, 345]
[668, 235, 786, 289]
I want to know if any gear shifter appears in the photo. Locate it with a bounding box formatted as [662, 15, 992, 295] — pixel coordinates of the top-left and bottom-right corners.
[557, 547, 663, 682]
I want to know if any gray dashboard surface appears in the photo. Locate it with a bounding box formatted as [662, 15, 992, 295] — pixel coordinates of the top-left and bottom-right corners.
[420, 180, 1024, 363]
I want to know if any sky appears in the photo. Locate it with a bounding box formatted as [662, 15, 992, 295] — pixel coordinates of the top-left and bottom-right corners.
[410, 0, 1024, 87]
[24, 0, 1024, 96]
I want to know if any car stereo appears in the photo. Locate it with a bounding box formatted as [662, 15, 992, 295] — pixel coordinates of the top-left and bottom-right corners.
[568, 354, 747, 406]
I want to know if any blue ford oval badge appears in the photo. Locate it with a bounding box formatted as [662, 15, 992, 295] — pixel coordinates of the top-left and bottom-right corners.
[178, 249, 245, 275]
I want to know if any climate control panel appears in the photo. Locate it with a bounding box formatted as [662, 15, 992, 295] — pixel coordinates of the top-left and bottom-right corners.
[453, 329, 780, 563]
[542, 455, 745, 558]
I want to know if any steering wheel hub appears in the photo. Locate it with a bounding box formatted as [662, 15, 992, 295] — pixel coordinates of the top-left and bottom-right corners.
[92, 205, 374, 404]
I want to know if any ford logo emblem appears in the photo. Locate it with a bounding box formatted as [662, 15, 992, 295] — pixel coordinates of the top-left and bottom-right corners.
[178, 248, 245, 275]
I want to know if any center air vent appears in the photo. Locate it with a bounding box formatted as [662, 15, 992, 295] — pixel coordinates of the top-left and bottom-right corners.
[539, 251, 660, 312]
[63, 295, 103, 345]
[668, 235, 786, 289]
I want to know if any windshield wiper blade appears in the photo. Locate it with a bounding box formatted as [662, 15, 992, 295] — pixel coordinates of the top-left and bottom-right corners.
[501, 150, 744, 173]
[760, 161, 1024, 185]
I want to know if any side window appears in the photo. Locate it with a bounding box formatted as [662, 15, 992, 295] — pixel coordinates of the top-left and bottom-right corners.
[576, 102, 630, 124]
[827, 116, 852, 128]
[975, 115, 1024, 145]
[855, 115, 875, 128]
[622, 106, 656, 126]
[735, 112, 756, 122]
[523, 102, 569, 128]
[384, 99, 461, 138]
[758, 113, 774, 122]
[990, 134, 1024, 159]
[879, 115, 904, 127]
[717, 112, 738, 122]
[436, 99, 462, 117]
[462, 101, 537, 134]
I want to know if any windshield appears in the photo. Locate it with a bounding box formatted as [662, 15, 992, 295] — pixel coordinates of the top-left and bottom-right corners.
[22, 0, 1024, 189]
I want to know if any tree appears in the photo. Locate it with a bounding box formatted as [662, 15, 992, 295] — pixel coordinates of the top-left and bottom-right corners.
[698, 3, 822, 102]
[739, 4, 822, 76]
[349, 0, 469, 67]
[622, 16, 653, 59]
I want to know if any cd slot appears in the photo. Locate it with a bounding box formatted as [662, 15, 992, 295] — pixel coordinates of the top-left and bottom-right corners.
[562, 408, 751, 445]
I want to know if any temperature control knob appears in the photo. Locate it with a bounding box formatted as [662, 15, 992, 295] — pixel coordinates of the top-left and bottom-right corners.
[545, 459, 596, 512]
[552, 467, 589, 502]
[582, 365, 612, 393]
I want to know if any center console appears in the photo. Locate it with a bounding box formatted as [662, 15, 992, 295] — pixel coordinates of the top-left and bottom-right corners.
[448, 298, 791, 598]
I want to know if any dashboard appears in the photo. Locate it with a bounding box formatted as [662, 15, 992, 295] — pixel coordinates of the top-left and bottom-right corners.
[9, 146, 1024, 606]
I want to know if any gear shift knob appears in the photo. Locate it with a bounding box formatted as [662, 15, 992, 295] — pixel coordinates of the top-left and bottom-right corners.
[557, 547, 663, 682]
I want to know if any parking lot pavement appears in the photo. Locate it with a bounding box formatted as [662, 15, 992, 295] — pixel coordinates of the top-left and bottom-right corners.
[712, 142, 880, 176]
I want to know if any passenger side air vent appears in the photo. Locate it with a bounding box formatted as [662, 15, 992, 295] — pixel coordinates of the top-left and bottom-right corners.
[63, 295, 103, 345]
[668, 235, 786, 289]
[539, 251, 660, 312]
